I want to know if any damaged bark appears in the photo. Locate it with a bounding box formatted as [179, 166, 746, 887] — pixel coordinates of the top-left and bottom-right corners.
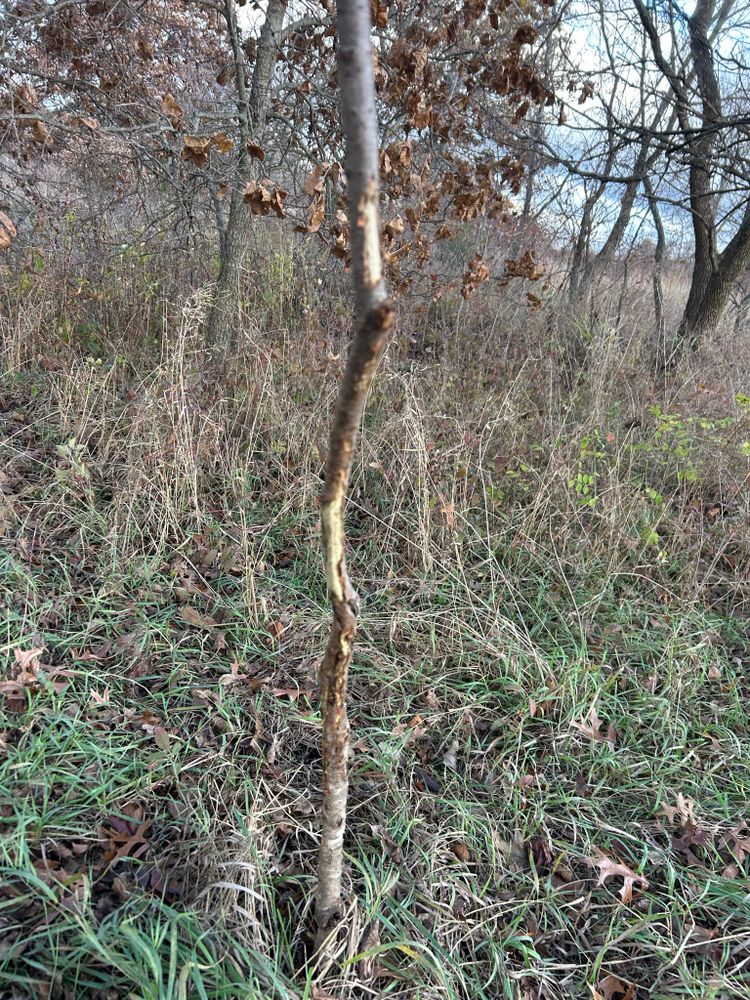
[314, 0, 393, 951]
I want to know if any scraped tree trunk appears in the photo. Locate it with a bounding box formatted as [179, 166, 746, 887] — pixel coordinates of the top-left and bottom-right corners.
[314, 0, 394, 952]
[206, 0, 288, 346]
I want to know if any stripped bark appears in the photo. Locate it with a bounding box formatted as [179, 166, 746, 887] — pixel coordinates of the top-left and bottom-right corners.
[315, 0, 393, 949]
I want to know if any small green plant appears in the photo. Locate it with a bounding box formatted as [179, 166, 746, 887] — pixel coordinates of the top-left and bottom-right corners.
[642, 404, 735, 485]
[568, 432, 604, 507]
[55, 437, 90, 481]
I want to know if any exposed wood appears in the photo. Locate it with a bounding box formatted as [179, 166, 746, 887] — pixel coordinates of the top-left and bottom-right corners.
[314, 0, 393, 951]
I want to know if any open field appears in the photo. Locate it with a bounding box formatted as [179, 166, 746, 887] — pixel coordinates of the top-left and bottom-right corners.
[2, 262, 750, 999]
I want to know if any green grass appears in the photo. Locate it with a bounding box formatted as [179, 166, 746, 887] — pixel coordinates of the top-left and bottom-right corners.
[2, 350, 750, 999]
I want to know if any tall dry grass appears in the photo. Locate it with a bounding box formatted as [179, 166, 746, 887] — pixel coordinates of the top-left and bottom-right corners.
[2, 230, 748, 632]
[2, 229, 750, 997]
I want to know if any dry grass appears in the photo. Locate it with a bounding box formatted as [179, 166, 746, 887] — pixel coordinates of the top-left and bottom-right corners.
[1, 243, 750, 998]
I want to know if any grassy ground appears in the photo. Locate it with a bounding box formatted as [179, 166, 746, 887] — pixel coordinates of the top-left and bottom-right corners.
[1, 277, 750, 999]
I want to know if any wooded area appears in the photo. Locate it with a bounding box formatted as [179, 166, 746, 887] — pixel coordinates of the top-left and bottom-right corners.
[1, 0, 749, 996]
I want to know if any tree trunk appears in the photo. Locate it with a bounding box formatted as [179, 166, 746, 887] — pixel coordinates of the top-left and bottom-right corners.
[633, 0, 746, 355]
[206, 0, 288, 346]
[644, 175, 668, 373]
[207, 187, 252, 346]
[568, 193, 597, 303]
[314, 0, 393, 952]
[673, 0, 750, 349]
[677, 214, 750, 347]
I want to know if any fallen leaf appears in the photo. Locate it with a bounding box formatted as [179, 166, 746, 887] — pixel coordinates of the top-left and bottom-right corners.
[101, 816, 152, 865]
[153, 727, 171, 751]
[593, 974, 636, 999]
[591, 850, 648, 904]
[575, 772, 591, 797]
[268, 620, 285, 640]
[89, 688, 110, 706]
[271, 687, 313, 702]
[572, 703, 617, 747]
[371, 824, 403, 862]
[356, 920, 381, 979]
[529, 836, 554, 870]
[14, 646, 45, 671]
[0, 211, 17, 251]
[657, 792, 696, 825]
[440, 501, 455, 528]
[671, 822, 710, 866]
[311, 987, 338, 1000]
[450, 841, 471, 862]
[180, 606, 218, 629]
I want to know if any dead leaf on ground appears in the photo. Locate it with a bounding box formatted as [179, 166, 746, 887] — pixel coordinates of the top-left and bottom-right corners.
[450, 841, 471, 862]
[592, 973, 636, 999]
[575, 772, 591, 797]
[572, 702, 617, 747]
[356, 919, 381, 980]
[14, 646, 45, 672]
[529, 836, 554, 870]
[591, 849, 649, 904]
[153, 726, 171, 751]
[89, 687, 110, 706]
[311, 987, 338, 1000]
[220, 661, 268, 692]
[657, 791, 696, 825]
[267, 620, 285, 640]
[180, 605, 218, 629]
[686, 924, 721, 961]
[271, 686, 313, 702]
[1, 646, 73, 707]
[371, 824, 403, 863]
[101, 809, 152, 865]
[671, 822, 710, 866]
[723, 821, 750, 873]
[0, 211, 17, 251]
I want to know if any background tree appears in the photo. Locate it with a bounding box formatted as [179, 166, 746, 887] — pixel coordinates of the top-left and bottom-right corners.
[635, 0, 750, 356]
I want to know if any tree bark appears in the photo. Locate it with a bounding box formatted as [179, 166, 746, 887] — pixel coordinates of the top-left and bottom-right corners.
[635, 0, 750, 352]
[677, 202, 750, 347]
[206, 0, 288, 346]
[314, 0, 393, 951]
[568, 190, 600, 303]
[644, 175, 668, 372]
[674, 0, 750, 348]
